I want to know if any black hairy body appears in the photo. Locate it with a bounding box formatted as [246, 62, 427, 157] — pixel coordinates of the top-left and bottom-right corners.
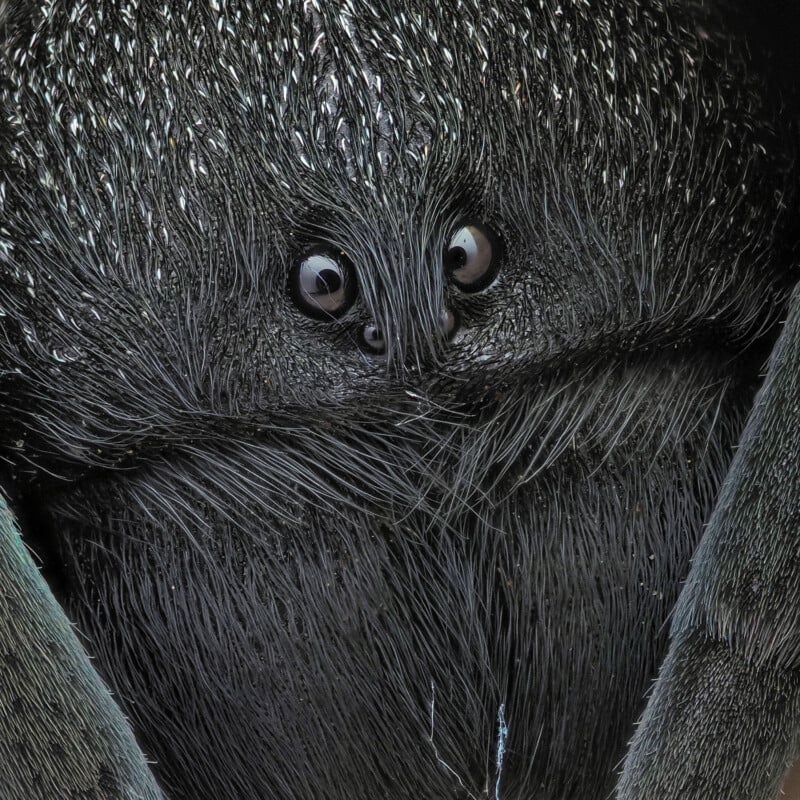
[0, 1, 797, 799]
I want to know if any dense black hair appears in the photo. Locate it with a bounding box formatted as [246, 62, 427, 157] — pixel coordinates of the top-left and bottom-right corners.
[0, 1, 797, 798]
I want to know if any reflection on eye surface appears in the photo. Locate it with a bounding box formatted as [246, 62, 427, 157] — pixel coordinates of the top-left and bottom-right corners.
[290, 248, 358, 319]
[444, 223, 500, 293]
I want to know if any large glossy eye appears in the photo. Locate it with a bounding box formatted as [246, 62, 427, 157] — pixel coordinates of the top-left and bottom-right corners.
[443, 222, 500, 292]
[289, 247, 357, 319]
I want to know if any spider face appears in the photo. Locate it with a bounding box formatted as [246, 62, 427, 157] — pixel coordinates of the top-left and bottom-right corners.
[0, 1, 793, 798]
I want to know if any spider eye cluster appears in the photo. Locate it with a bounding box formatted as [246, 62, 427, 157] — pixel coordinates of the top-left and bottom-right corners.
[288, 221, 501, 356]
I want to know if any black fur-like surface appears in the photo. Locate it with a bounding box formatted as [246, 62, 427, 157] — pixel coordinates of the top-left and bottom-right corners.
[0, 497, 163, 800]
[0, 1, 797, 798]
[619, 283, 800, 799]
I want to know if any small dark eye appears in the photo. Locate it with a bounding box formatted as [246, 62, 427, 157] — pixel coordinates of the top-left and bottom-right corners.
[359, 323, 386, 355]
[289, 247, 357, 319]
[443, 222, 500, 292]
